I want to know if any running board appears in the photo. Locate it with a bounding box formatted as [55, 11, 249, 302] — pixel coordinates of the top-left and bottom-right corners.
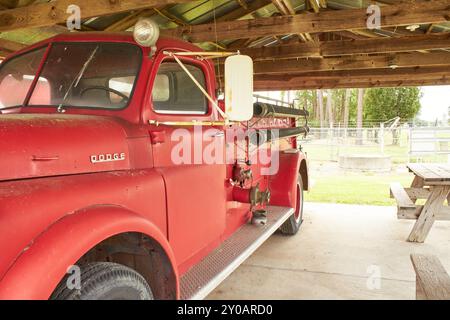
[180, 206, 294, 300]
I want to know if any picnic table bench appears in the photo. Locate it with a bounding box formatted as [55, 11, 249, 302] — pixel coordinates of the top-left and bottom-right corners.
[390, 164, 450, 243]
[411, 254, 450, 300]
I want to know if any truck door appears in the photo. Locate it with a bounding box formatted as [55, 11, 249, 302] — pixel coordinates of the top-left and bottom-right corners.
[147, 54, 226, 270]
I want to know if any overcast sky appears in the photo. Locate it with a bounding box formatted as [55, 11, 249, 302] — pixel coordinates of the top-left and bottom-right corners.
[419, 86, 450, 121]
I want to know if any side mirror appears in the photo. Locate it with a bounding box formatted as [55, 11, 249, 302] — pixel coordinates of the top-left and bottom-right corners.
[224, 55, 254, 122]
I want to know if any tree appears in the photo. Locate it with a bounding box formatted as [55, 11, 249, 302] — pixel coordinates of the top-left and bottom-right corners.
[364, 87, 422, 123]
[296, 90, 316, 119]
[364, 87, 422, 145]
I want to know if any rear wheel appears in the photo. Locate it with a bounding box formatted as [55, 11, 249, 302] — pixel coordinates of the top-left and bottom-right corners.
[51, 262, 153, 300]
[280, 175, 304, 236]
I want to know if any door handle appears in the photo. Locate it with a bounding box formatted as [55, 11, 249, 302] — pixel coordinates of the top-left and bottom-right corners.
[211, 132, 225, 138]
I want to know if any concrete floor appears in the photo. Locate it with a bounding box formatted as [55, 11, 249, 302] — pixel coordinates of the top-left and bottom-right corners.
[208, 203, 450, 300]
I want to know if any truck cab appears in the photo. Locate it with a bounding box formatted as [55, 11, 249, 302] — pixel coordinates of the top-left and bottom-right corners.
[0, 23, 309, 300]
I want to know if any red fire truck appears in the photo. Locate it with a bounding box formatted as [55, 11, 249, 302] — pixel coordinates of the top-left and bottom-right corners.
[0, 19, 309, 300]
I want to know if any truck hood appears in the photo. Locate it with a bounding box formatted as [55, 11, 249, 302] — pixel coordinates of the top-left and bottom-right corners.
[0, 114, 133, 181]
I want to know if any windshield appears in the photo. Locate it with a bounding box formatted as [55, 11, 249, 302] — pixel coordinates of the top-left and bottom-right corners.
[0, 42, 142, 110]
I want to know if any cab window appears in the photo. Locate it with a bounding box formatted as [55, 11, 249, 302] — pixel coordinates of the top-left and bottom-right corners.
[152, 62, 208, 115]
[0, 47, 47, 109]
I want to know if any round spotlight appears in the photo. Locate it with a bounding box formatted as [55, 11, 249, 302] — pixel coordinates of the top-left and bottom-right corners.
[133, 18, 160, 47]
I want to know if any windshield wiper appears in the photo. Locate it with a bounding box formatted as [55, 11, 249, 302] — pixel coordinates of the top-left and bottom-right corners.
[57, 45, 99, 113]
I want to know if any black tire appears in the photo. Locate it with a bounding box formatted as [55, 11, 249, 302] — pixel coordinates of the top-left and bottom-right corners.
[51, 262, 153, 300]
[280, 175, 304, 236]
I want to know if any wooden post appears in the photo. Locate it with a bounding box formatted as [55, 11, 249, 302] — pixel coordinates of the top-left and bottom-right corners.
[408, 186, 450, 243]
[409, 176, 425, 203]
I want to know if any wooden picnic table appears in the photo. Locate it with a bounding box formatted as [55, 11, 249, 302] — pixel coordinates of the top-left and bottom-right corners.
[390, 163, 450, 243]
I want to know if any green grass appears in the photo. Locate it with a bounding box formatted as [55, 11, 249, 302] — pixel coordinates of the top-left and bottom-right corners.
[305, 172, 413, 206]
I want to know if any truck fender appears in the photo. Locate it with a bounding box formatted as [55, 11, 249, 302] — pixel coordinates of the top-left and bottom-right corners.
[269, 151, 302, 208]
[0, 205, 178, 300]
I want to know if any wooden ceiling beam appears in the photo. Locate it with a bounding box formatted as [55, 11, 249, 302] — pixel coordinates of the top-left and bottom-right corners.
[239, 33, 450, 60]
[0, 0, 192, 32]
[163, 0, 450, 42]
[253, 77, 450, 90]
[218, 65, 450, 82]
[253, 66, 450, 82]
[271, 0, 313, 43]
[216, 0, 272, 49]
[251, 51, 450, 74]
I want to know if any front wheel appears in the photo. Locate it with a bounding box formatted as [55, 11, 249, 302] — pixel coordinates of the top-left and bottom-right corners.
[280, 175, 304, 235]
[51, 262, 154, 300]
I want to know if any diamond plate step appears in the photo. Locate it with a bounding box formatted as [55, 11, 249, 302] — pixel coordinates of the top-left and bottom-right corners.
[180, 206, 294, 300]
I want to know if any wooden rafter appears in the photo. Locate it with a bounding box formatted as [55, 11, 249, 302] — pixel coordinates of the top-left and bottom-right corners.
[219, 65, 450, 82]
[216, 0, 272, 50]
[0, 0, 192, 32]
[239, 33, 450, 60]
[216, 0, 272, 22]
[307, 0, 320, 13]
[163, 0, 450, 42]
[250, 51, 450, 74]
[253, 77, 450, 90]
[253, 66, 450, 82]
[271, 0, 313, 42]
[104, 9, 153, 32]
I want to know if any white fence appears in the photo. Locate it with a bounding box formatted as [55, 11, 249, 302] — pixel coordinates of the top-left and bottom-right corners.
[300, 126, 450, 164]
[410, 127, 450, 162]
